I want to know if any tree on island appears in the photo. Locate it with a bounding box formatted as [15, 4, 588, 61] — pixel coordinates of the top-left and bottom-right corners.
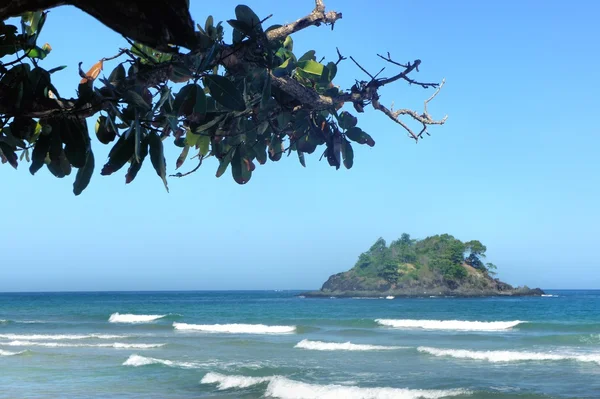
[0, 0, 446, 195]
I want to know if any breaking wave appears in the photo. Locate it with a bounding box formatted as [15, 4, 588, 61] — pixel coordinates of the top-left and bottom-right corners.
[201, 372, 272, 389]
[0, 334, 126, 340]
[417, 347, 600, 364]
[0, 349, 27, 356]
[376, 319, 525, 331]
[108, 313, 167, 323]
[173, 322, 296, 334]
[294, 339, 405, 351]
[122, 354, 202, 369]
[201, 373, 470, 398]
[4, 340, 163, 349]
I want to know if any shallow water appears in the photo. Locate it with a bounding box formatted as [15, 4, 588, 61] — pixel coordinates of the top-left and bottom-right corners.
[1, 290, 599, 398]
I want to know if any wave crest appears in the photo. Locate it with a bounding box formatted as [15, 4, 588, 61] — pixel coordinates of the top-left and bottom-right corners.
[201, 373, 470, 399]
[0, 349, 27, 356]
[122, 354, 201, 369]
[376, 319, 524, 331]
[173, 322, 295, 334]
[201, 372, 272, 390]
[0, 334, 126, 340]
[5, 340, 163, 349]
[294, 339, 404, 351]
[418, 346, 600, 364]
[108, 313, 166, 323]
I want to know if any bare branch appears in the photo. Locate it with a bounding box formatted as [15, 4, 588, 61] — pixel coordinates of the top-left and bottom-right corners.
[349, 56, 374, 80]
[266, 0, 342, 42]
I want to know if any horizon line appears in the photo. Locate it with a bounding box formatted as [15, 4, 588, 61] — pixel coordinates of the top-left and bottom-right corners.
[1, 288, 599, 294]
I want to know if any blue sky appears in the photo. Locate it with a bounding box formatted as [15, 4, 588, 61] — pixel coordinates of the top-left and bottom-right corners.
[1, 0, 599, 291]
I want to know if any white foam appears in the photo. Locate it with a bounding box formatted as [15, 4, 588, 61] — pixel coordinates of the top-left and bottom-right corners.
[5, 340, 163, 349]
[173, 322, 296, 334]
[295, 340, 404, 352]
[418, 347, 600, 364]
[201, 372, 272, 390]
[386, 296, 395, 300]
[0, 349, 26, 356]
[376, 319, 524, 331]
[0, 334, 126, 340]
[108, 313, 166, 323]
[541, 294, 558, 297]
[123, 354, 201, 369]
[201, 373, 470, 398]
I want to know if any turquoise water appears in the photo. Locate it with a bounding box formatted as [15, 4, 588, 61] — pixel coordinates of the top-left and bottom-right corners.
[1, 290, 599, 398]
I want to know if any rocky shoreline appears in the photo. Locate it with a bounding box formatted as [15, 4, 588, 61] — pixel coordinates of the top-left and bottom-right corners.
[301, 271, 545, 298]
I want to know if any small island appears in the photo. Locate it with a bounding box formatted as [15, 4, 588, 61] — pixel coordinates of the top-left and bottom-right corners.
[303, 234, 544, 298]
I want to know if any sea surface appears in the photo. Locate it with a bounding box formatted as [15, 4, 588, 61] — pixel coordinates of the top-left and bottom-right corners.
[1, 290, 599, 399]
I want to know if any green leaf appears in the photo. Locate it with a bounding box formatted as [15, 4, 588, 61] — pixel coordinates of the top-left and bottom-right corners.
[297, 150, 306, 167]
[298, 50, 316, 62]
[338, 111, 358, 130]
[231, 146, 252, 184]
[340, 138, 354, 169]
[172, 84, 206, 118]
[73, 150, 95, 195]
[203, 75, 246, 111]
[297, 60, 325, 77]
[216, 147, 234, 177]
[0, 142, 18, 169]
[283, 36, 293, 51]
[153, 86, 172, 113]
[345, 127, 375, 147]
[108, 64, 126, 87]
[95, 115, 117, 144]
[185, 130, 199, 147]
[205, 15, 214, 33]
[194, 114, 226, 135]
[326, 62, 337, 81]
[198, 135, 210, 156]
[148, 133, 169, 192]
[268, 135, 283, 162]
[254, 139, 267, 165]
[134, 110, 142, 163]
[168, 63, 193, 83]
[176, 145, 189, 170]
[123, 90, 151, 112]
[235, 5, 261, 30]
[261, 72, 271, 109]
[227, 19, 253, 37]
[29, 133, 50, 175]
[125, 135, 149, 184]
[48, 65, 67, 74]
[62, 117, 89, 169]
[101, 131, 135, 175]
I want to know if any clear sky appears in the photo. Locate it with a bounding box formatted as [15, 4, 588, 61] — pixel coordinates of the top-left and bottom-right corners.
[1, 0, 599, 291]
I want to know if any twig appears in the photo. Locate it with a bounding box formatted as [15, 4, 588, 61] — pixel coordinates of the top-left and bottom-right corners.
[424, 78, 445, 115]
[349, 56, 374, 80]
[170, 155, 204, 178]
[335, 47, 347, 65]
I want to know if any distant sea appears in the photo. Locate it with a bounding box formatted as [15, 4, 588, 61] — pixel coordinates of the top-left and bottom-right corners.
[1, 290, 599, 399]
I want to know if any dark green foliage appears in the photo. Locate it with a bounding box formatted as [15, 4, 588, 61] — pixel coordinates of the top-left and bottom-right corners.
[0, 3, 443, 195]
[464, 239, 487, 270]
[348, 233, 498, 286]
[380, 261, 399, 284]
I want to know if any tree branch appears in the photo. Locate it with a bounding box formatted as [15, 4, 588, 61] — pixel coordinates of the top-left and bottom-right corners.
[266, 0, 342, 42]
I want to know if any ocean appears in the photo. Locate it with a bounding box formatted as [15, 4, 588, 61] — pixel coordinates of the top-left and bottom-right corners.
[1, 290, 599, 399]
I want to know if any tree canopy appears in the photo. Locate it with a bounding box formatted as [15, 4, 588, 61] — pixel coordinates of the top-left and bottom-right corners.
[0, 1, 446, 195]
[353, 234, 498, 285]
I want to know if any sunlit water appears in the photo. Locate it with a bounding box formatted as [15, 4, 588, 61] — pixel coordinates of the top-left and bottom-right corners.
[1, 290, 599, 398]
